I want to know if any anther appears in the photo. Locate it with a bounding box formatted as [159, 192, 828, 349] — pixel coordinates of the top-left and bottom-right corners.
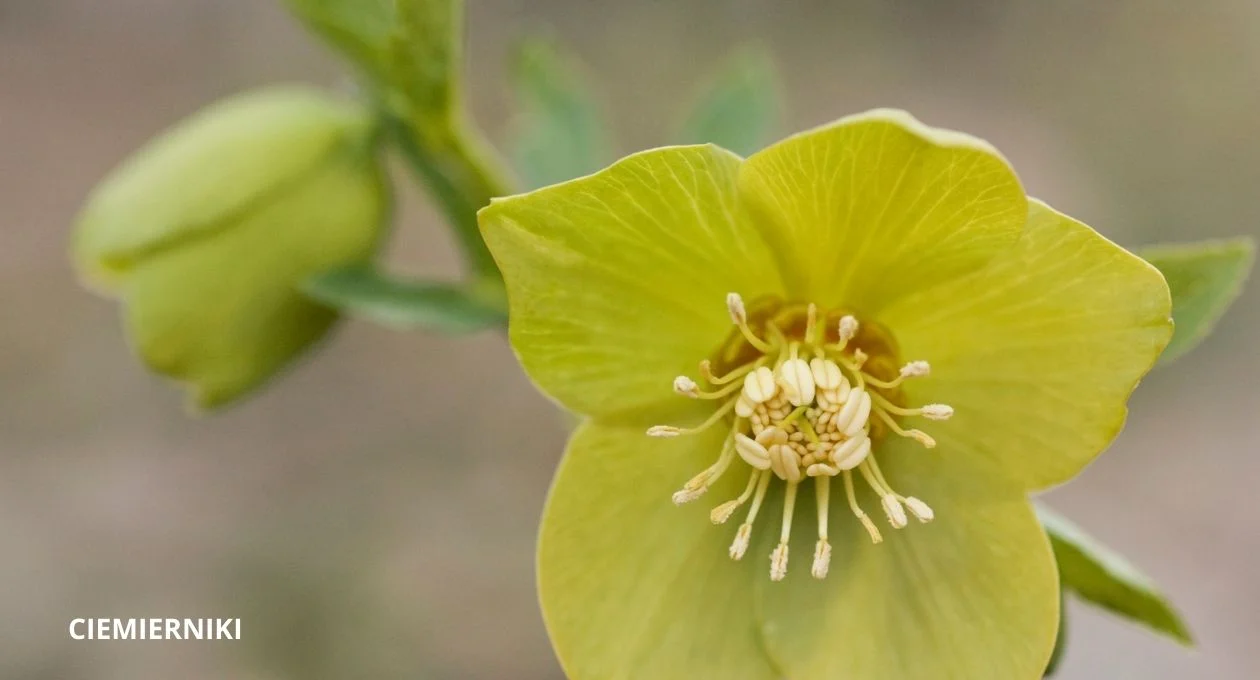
[852, 348, 869, 369]
[812, 477, 831, 579]
[647, 425, 681, 437]
[920, 404, 953, 420]
[777, 358, 816, 406]
[837, 315, 859, 347]
[900, 360, 931, 378]
[809, 358, 844, 390]
[881, 495, 908, 528]
[811, 539, 831, 579]
[844, 470, 883, 544]
[735, 433, 772, 470]
[830, 432, 871, 470]
[727, 292, 774, 353]
[771, 480, 800, 581]
[730, 523, 753, 560]
[904, 496, 935, 523]
[730, 472, 772, 560]
[726, 292, 748, 325]
[770, 543, 790, 581]
[832, 387, 870, 434]
[743, 366, 778, 403]
[710, 471, 762, 524]
[673, 375, 699, 397]
[842, 390, 872, 437]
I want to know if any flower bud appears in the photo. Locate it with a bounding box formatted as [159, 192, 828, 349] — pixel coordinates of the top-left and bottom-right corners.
[73, 87, 388, 409]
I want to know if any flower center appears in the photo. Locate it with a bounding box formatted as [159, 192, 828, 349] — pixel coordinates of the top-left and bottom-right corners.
[647, 293, 952, 581]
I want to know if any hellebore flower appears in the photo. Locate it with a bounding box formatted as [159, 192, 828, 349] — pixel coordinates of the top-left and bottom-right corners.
[479, 110, 1172, 679]
[74, 87, 389, 408]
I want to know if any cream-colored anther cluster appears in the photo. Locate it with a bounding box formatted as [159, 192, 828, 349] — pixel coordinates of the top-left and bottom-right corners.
[733, 358, 873, 483]
[652, 293, 952, 581]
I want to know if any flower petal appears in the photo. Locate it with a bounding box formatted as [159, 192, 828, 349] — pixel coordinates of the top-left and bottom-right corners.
[880, 199, 1173, 490]
[738, 109, 1028, 312]
[538, 422, 781, 679]
[755, 446, 1058, 679]
[480, 145, 783, 421]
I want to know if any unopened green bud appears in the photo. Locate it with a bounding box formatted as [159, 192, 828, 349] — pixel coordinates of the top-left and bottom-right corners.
[73, 86, 389, 409]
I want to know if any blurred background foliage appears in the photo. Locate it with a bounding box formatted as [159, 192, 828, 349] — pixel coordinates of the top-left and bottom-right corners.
[1, 1, 1258, 678]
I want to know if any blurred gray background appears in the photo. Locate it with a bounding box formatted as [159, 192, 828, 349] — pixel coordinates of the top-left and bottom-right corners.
[1, 1, 1257, 678]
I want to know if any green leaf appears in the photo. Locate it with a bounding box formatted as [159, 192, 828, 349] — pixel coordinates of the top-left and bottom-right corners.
[1037, 504, 1193, 646]
[675, 48, 780, 157]
[304, 266, 505, 334]
[508, 39, 611, 189]
[1141, 237, 1255, 365]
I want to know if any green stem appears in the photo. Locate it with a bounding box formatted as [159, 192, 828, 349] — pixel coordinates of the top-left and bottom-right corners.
[387, 109, 513, 291]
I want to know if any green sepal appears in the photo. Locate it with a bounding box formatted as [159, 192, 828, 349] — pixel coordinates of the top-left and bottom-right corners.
[1038, 504, 1193, 646]
[1044, 589, 1068, 677]
[674, 47, 779, 157]
[303, 266, 505, 333]
[508, 39, 612, 189]
[1141, 237, 1254, 365]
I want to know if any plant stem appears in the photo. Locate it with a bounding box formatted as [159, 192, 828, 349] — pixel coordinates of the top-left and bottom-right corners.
[388, 109, 513, 290]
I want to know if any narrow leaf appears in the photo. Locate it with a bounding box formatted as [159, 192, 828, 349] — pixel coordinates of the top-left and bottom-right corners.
[508, 39, 611, 189]
[674, 48, 779, 157]
[304, 266, 504, 333]
[1141, 237, 1254, 365]
[1038, 505, 1193, 645]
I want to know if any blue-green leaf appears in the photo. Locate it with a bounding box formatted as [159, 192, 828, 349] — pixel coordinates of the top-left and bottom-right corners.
[1038, 504, 1192, 646]
[304, 266, 504, 334]
[508, 39, 612, 189]
[1141, 237, 1254, 365]
[674, 48, 779, 157]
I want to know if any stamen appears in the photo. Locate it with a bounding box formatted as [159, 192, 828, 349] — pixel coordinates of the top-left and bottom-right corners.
[858, 461, 907, 529]
[869, 391, 953, 421]
[863, 456, 935, 525]
[812, 477, 831, 579]
[734, 433, 772, 470]
[861, 360, 931, 390]
[872, 407, 937, 448]
[881, 494, 909, 528]
[830, 431, 871, 470]
[672, 438, 735, 505]
[831, 387, 871, 435]
[647, 397, 738, 438]
[673, 375, 699, 397]
[743, 366, 779, 404]
[809, 358, 844, 390]
[843, 470, 882, 544]
[727, 292, 774, 353]
[833, 315, 859, 350]
[730, 471, 772, 560]
[675, 374, 745, 400]
[919, 404, 953, 420]
[771, 481, 800, 581]
[804, 303, 819, 344]
[711, 470, 762, 524]
[777, 357, 816, 407]
[901, 360, 931, 378]
[904, 497, 935, 522]
[699, 357, 764, 386]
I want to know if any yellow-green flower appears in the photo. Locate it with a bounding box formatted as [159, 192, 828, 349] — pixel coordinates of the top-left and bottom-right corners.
[479, 109, 1172, 679]
[73, 87, 388, 409]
